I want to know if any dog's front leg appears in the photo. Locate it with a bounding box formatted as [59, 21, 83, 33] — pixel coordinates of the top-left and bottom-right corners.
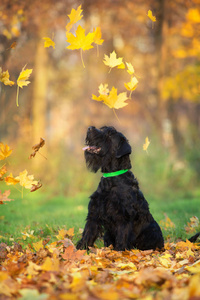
[76, 218, 100, 250]
[77, 195, 101, 250]
[114, 222, 134, 251]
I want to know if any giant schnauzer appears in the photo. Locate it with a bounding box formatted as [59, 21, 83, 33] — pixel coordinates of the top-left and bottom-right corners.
[77, 126, 199, 251]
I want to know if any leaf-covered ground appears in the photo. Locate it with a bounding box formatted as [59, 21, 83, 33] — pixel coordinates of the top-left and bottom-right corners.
[0, 229, 200, 300]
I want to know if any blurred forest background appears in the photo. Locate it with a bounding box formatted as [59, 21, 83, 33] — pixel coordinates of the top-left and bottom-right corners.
[0, 0, 200, 201]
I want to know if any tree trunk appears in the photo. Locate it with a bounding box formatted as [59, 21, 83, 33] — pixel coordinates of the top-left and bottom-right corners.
[32, 35, 48, 143]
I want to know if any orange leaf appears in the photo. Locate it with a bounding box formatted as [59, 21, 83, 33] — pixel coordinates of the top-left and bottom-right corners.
[0, 190, 13, 204]
[62, 245, 86, 261]
[4, 173, 20, 185]
[0, 143, 12, 160]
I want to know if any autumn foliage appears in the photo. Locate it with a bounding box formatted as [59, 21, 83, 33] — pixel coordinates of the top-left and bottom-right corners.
[1, 3, 200, 299]
[0, 228, 200, 299]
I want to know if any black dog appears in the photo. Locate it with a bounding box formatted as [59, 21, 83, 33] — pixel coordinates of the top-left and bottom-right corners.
[77, 126, 200, 250]
[77, 126, 164, 251]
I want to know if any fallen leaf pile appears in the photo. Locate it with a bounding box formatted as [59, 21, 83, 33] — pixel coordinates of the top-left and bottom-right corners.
[0, 227, 200, 300]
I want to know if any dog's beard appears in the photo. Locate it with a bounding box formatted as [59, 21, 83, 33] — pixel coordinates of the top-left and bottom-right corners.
[84, 151, 102, 173]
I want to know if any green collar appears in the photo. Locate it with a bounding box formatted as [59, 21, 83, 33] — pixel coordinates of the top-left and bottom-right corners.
[102, 169, 129, 178]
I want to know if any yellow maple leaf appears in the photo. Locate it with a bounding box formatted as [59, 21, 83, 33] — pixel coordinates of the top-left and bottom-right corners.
[126, 62, 135, 75]
[159, 252, 173, 268]
[93, 27, 104, 45]
[147, 10, 156, 22]
[124, 76, 139, 97]
[66, 227, 74, 237]
[15, 169, 38, 189]
[66, 25, 95, 51]
[43, 37, 55, 49]
[33, 240, 44, 252]
[4, 173, 20, 185]
[56, 228, 68, 240]
[66, 25, 95, 67]
[16, 65, 33, 106]
[0, 143, 12, 160]
[93, 86, 128, 110]
[17, 66, 32, 88]
[41, 256, 59, 272]
[103, 51, 125, 72]
[176, 239, 199, 251]
[66, 5, 83, 33]
[26, 261, 41, 276]
[93, 27, 104, 57]
[21, 229, 35, 240]
[98, 83, 109, 95]
[143, 137, 150, 153]
[0, 165, 7, 178]
[185, 259, 200, 273]
[0, 69, 15, 86]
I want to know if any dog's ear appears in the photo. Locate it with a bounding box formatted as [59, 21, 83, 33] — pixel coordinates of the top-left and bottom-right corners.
[116, 139, 132, 158]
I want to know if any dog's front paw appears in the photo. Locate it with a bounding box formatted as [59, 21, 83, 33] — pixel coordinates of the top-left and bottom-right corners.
[76, 239, 86, 250]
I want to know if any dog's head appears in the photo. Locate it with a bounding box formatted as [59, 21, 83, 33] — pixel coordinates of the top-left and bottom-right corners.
[83, 126, 132, 173]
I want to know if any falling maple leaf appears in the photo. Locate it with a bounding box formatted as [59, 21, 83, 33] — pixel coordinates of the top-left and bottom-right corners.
[66, 25, 95, 68]
[29, 137, 45, 159]
[147, 10, 156, 22]
[43, 37, 55, 49]
[143, 137, 150, 153]
[92, 86, 128, 109]
[16, 65, 33, 106]
[17, 66, 32, 88]
[15, 169, 38, 189]
[126, 62, 135, 75]
[124, 76, 139, 97]
[0, 143, 12, 160]
[93, 27, 104, 56]
[4, 173, 20, 185]
[7, 41, 17, 50]
[0, 190, 13, 204]
[93, 27, 104, 45]
[103, 51, 125, 72]
[0, 69, 15, 86]
[147, 10, 156, 28]
[98, 83, 109, 95]
[30, 182, 42, 192]
[66, 5, 83, 33]
[0, 165, 7, 179]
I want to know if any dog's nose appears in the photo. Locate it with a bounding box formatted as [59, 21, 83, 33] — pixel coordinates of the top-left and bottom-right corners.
[88, 126, 95, 131]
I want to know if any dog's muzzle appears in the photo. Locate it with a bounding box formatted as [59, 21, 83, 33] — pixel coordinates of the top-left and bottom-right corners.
[82, 145, 101, 154]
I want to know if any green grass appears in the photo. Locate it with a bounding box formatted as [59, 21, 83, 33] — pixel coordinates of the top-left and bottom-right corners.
[1, 186, 199, 247]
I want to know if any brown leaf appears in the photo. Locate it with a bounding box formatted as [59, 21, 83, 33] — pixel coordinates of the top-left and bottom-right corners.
[29, 137, 45, 159]
[30, 182, 42, 192]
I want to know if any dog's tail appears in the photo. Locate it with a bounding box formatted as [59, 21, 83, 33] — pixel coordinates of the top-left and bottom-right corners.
[188, 232, 200, 243]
